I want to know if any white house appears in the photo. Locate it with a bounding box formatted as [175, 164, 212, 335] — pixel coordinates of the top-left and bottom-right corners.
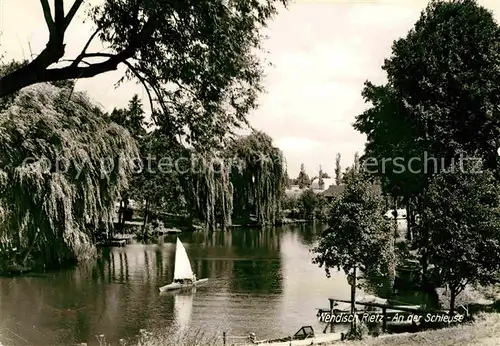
[383, 208, 407, 220]
[310, 177, 336, 191]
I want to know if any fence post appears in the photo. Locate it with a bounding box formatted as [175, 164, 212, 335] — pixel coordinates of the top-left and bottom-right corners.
[223, 331, 226, 346]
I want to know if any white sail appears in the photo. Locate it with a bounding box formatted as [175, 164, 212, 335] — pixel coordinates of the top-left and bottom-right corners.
[173, 238, 194, 280]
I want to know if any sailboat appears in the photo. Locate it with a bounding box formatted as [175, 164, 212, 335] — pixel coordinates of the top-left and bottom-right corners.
[159, 238, 208, 292]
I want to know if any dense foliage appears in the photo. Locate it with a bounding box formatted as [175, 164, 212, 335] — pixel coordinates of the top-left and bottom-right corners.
[296, 163, 311, 189]
[0, 0, 288, 151]
[342, 0, 500, 311]
[334, 153, 342, 185]
[312, 171, 394, 290]
[228, 131, 286, 225]
[296, 189, 328, 221]
[416, 160, 500, 313]
[354, 0, 500, 200]
[108, 93, 287, 231]
[183, 131, 286, 229]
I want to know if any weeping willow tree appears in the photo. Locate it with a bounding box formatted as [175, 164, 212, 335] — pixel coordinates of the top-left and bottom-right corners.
[181, 132, 285, 229]
[182, 152, 233, 231]
[0, 83, 138, 272]
[228, 131, 286, 226]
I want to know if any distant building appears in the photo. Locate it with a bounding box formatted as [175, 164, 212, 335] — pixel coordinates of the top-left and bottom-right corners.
[310, 177, 335, 191]
[284, 177, 336, 198]
[384, 209, 407, 220]
[320, 184, 410, 239]
[321, 184, 382, 201]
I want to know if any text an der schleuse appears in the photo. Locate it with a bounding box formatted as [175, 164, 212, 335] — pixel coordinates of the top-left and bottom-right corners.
[318, 311, 465, 324]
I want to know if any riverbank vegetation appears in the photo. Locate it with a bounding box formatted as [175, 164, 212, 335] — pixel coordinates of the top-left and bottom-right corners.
[313, 0, 500, 341]
[0, 0, 291, 274]
[0, 83, 138, 274]
[342, 313, 500, 346]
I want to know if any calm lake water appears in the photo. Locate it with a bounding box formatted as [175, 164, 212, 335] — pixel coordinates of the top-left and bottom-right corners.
[0, 224, 358, 346]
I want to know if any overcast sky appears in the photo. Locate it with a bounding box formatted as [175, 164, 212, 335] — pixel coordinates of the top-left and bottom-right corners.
[2, 0, 500, 177]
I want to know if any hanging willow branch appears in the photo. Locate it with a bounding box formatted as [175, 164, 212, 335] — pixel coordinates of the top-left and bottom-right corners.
[184, 152, 233, 231]
[181, 132, 285, 229]
[229, 131, 286, 226]
[0, 83, 138, 271]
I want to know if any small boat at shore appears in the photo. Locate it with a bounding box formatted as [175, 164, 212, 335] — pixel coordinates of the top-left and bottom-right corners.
[235, 326, 342, 346]
[159, 238, 208, 292]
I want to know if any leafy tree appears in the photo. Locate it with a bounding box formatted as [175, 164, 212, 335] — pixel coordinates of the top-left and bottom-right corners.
[133, 131, 187, 234]
[354, 0, 500, 239]
[226, 131, 286, 226]
[109, 94, 148, 140]
[282, 194, 299, 212]
[298, 189, 317, 220]
[334, 153, 342, 185]
[320, 172, 330, 179]
[107, 94, 149, 228]
[318, 166, 325, 190]
[353, 152, 360, 172]
[0, 83, 138, 272]
[312, 171, 394, 320]
[0, 0, 288, 149]
[416, 160, 500, 313]
[314, 193, 329, 222]
[296, 189, 329, 221]
[297, 163, 310, 189]
[284, 170, 292, 189]
[178, 131, 285, 230]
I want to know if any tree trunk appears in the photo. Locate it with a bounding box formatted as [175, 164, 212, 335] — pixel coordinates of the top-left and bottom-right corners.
[387, 232, 396, 295]
[449, 286, 456, 315]
[351, 265, 357, 330]
[393, 198, 398, 239]
[22, 230, 39, 267]
[405, 196, 412, 241]
[142, 198, 150, 239]
[120, 197, 129, 230]
[421, 215, 429, 282]
[118, 199, 123, 226]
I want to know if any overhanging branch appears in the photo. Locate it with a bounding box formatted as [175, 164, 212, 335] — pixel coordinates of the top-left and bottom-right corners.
[40, 0, 56, 36]
[54, 0, 65, 28]
[71, 27, 102, 67]
[120, 59, 156, 119]
[0, 15, 157, 98]
[65, 0, 84, 29]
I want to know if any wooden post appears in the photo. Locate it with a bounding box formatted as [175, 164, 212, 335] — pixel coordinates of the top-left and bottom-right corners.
[329, 299, 334, 333]
[350, 265, 357, 330]
[223, 331, 226, 346]
[382, 307, 387, 332]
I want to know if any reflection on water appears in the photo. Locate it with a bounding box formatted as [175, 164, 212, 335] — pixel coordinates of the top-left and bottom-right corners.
[165, 288, 196, 338]
[0, 224, 353, 346]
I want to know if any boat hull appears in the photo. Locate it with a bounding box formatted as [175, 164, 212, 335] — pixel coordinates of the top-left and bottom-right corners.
[159, 278, 208, 292]
[245, 333, 342, 346]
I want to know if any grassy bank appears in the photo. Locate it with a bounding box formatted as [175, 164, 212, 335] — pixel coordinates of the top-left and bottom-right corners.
[342, 313, 500, 346]
[110, 314, 500, 346]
